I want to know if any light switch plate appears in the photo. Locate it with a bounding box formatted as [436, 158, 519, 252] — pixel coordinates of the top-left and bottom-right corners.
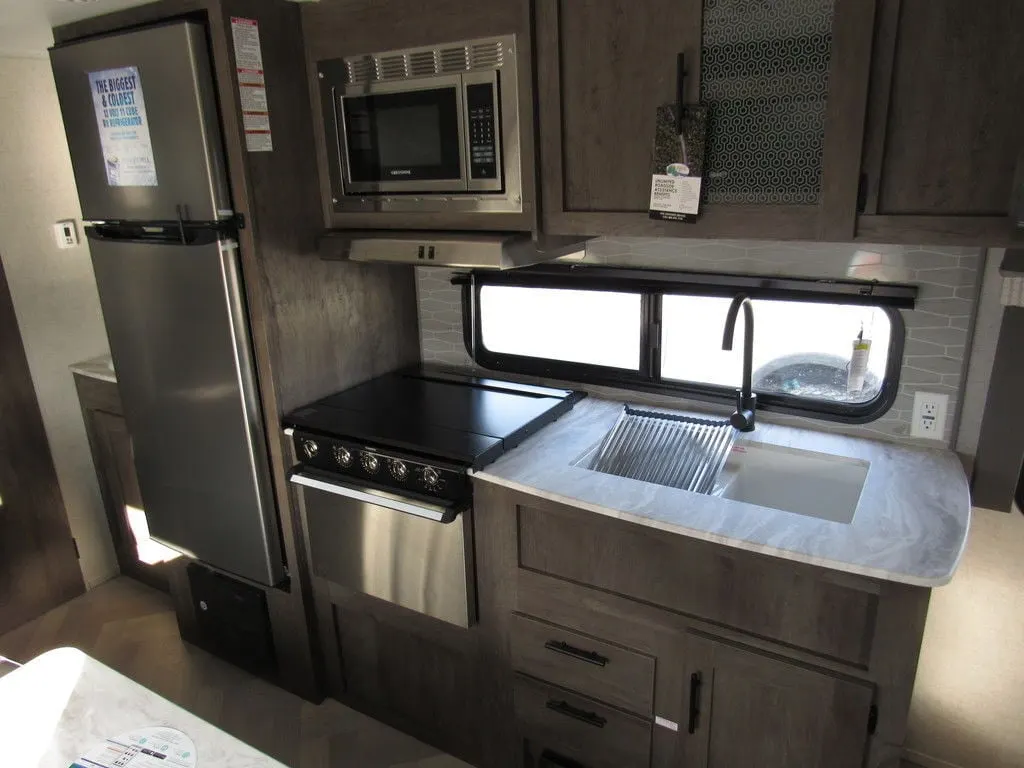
[910, 391, 949, 440]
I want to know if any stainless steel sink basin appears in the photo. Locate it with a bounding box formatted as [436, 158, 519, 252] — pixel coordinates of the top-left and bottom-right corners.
[714, 442, 869, 524]
[576, 407, 869, 524]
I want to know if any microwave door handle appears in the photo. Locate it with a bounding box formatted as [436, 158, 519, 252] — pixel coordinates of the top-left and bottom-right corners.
[288, 471, 457, 523]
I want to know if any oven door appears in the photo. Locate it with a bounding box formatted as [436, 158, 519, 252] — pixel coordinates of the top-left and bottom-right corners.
[339, 76, 468, 194]
[290, 469, 476, 627]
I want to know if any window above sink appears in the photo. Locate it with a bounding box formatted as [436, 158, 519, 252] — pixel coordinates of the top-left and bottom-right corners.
[457, 266, 915, 424]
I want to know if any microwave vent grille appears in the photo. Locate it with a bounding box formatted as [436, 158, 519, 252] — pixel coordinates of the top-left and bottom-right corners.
[470, 41, 504, 69]
[377, 54, 409, 80]
[408, 50, 439, 77]
[342, 38, 507, 85]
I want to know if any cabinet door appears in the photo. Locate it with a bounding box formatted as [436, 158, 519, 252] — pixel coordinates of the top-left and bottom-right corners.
[536, 0, 875, 240]
[84, 407, 170, 592]
[858, 0, 1024, 245]
[677, 634, 873, 768]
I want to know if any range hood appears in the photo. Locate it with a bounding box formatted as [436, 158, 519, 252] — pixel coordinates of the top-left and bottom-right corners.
[320, 231, 590, 270]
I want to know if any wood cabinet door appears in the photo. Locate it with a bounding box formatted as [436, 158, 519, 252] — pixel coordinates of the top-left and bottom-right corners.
[858, 0, 1024, 245]
[675, 633, 873, 768]
[85, 408, 168, 592]
[535, 0, 876, 240]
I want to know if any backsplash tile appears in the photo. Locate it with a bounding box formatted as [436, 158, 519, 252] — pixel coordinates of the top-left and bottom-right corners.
[416, 238, 984, 448]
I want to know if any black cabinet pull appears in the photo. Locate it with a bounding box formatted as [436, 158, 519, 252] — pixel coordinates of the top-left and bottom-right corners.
[545, 699, 607, 729]
[543, 639, 609, 667]
[688, 672, 702, 734]
[539, 749, 589, 768]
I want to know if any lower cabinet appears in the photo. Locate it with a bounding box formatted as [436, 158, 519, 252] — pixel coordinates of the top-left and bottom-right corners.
[481, 482, 930, 768]
[74, 372, 169, 591]
[677, 634, 874, 768]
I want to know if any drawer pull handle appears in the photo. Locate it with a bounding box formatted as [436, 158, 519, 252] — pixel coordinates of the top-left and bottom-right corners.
[545, 698, 607, 729]
[688, 671, 702, 734]
[543, 640, 609, 667]
[539, 749, 589, 768]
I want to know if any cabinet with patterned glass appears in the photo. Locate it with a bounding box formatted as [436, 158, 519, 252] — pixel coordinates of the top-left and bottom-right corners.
[534, 0, 875, 240]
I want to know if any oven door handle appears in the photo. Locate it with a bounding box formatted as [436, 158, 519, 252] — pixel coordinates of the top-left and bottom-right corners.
[288, 470, 459, 523]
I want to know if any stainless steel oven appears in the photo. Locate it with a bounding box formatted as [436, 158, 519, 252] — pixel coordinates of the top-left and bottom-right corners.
[290, 469, 476, 628]
[317, 34, 522, 214]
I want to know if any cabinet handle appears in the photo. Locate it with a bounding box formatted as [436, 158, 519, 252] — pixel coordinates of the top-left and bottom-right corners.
[544, 639, 609, 667]
[545, 699, 607, 729]
[539, 749, 589, 768]
[688, 672, 702, 734]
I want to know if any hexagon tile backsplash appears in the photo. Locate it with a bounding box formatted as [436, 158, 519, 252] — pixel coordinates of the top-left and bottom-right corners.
[415, 238, 984, 448]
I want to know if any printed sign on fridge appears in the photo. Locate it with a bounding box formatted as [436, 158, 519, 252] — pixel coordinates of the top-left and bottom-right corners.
[88, 66, 158, 187]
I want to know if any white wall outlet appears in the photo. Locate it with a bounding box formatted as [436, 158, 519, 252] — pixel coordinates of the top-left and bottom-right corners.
[911, 391, 949, 440]
[53, 220, 78, 249]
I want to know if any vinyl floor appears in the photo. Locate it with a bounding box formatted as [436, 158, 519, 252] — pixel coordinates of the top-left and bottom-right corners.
[0, 576, 471, 768]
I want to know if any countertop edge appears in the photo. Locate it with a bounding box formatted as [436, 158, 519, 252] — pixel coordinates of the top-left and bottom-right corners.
[472, 470, 957, 588]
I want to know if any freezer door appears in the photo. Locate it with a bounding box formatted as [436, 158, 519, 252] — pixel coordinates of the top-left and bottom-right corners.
[50, 21, 231, 221]
[90, 236, 283, 586]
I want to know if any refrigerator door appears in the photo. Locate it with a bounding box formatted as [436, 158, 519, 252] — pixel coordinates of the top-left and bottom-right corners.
[50, 21, 230, 222]
[89, 236, 284, 586]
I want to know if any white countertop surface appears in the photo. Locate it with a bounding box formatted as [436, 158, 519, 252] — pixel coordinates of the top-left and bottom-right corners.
[0, 648, 284, 768]
[70, 354, 116, 384]
[472, 397, 971, 587]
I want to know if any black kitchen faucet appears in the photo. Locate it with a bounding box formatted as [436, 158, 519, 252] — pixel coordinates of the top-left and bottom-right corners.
[722, 295, 757, 432]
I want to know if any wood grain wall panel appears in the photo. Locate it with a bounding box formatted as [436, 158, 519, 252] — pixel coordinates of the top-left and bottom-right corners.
[0, 259, 84, 634]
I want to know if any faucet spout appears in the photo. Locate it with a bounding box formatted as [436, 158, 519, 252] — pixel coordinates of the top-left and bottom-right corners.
[722, 295, 757, 432]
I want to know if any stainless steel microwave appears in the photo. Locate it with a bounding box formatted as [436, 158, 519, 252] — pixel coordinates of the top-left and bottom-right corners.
[317, 34, 522, 214]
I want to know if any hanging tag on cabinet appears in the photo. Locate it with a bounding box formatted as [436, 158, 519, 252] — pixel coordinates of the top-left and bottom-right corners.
[649, 102, 708, 223]
[649, 53, 708, 223]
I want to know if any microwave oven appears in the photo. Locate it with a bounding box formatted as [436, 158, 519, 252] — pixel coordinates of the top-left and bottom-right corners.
[317, 35, 522, 214]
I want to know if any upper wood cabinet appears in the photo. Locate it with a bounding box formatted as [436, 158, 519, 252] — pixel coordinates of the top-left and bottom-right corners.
[856, 0, 1024, 245]
[675, 634, 874, 768]
[535, 0, 877, 241]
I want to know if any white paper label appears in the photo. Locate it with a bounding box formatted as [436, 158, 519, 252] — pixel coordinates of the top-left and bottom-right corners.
[71, 726, 197, 768]
[655, 715, 680, 732]
[88, 66, 158, 187]
[231, 17, 272, 152]
[649, 174, 701, 216]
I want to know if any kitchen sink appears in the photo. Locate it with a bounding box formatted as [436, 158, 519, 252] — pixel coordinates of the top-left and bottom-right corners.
[575, 407, 868, 524]
[714, 441, 869, 524]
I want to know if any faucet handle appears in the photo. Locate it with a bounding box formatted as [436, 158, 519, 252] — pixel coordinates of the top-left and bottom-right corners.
[731, 389, 757, 432]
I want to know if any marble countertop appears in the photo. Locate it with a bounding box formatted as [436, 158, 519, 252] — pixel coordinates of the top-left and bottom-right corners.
[0, 648, 284, 767]
[70, 353, 116, 383]
[473, 397, 971, 587]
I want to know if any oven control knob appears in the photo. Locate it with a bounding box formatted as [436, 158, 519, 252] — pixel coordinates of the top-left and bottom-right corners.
[390, 460, 409, 481]
[361, 452, 380, 474]
[422, 466, 441, 488]
[301, 439, 319, 459]
[333, 446, 353, 468]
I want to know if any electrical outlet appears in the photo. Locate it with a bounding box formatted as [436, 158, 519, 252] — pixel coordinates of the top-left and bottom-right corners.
[911, 391, 949, 440]
[53, 220, 78, 249]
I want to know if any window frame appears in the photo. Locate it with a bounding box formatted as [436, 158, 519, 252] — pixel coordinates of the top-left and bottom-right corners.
[459, 266, 913, 425]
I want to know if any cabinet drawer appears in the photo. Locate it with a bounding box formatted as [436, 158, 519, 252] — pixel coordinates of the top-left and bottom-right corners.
[514, 675, 651, 768]
[511, 613, 654, 716]
[517, 502, 879, 665]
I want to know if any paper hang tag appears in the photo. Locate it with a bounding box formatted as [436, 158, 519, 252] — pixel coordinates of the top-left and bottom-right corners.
[649, 103, 708, 222]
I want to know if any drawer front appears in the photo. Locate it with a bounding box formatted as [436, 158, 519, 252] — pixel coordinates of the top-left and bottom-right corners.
[517, 502, 879, 665]
[511, 613, 655, 716]
[514, 675, 651, 768]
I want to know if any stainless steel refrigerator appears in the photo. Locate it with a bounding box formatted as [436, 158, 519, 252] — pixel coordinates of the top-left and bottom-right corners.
[51, 21, 284, 586]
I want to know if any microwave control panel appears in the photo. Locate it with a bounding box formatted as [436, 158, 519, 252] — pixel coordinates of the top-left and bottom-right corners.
[467, 82, 498, 181]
